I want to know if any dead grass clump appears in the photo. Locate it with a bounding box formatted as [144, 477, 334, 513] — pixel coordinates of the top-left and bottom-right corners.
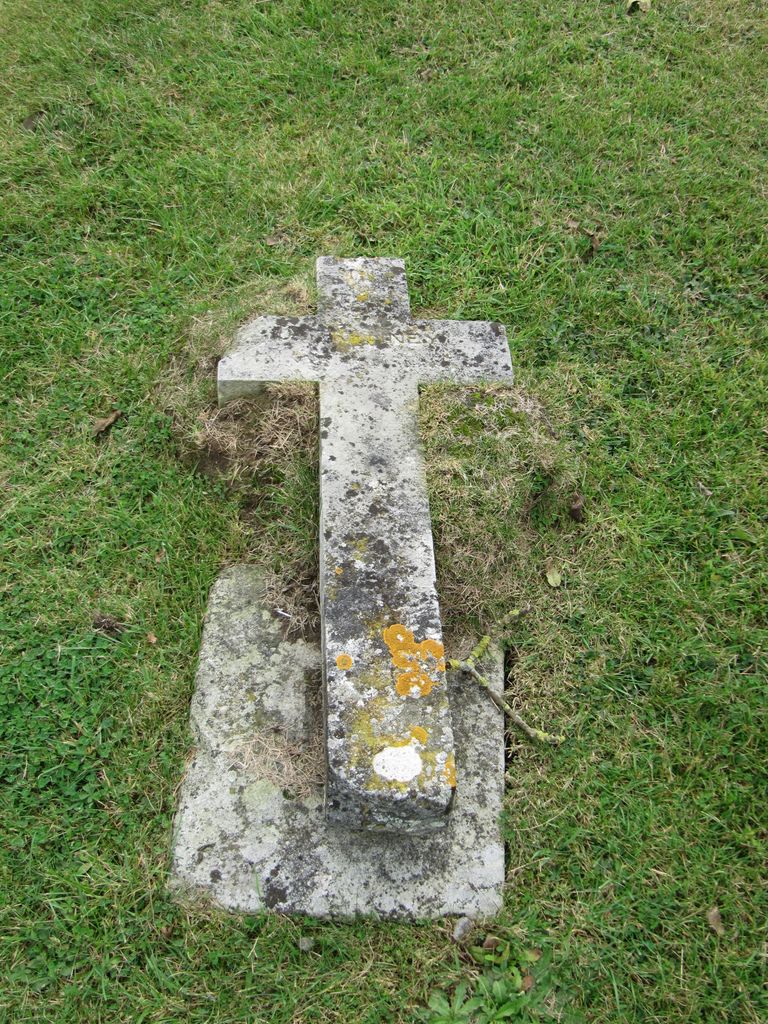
[186, 385, 318, 486]
[158, 273, 321, 635]
[160, 269, 315, 451]
[420, 383, 581, 657]
[231, 730, 325, 798]
[261, 561, 320, 641]
[182, 383, 321, 638]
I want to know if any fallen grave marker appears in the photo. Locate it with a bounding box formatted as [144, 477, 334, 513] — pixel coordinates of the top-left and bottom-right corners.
[172, 257, 514, 917]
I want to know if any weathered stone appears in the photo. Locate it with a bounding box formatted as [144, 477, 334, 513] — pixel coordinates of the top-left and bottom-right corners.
[170, 566, 505, 919]
[217, 258, 512, 834]
[452, 916, 475, 943]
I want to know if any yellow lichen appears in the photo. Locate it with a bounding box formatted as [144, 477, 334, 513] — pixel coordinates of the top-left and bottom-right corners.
[410, 726, 428, 744]
[356, 664, 393, 693]
[350, 536, 369, 560]
[383, 624, 414, 648]
[383, 624, 445, 698]
[331, 330, 376, 352]
[336, 653, 353, 671]
[443, 753, 457, 788]
[347, 697, 402, 788]
[395, 672, 434, 696]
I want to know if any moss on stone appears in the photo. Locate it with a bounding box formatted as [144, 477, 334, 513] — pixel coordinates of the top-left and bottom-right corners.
[330, 330, 377, 352]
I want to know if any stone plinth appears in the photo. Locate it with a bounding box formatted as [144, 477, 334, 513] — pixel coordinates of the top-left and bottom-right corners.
[170, 567, 505, 919]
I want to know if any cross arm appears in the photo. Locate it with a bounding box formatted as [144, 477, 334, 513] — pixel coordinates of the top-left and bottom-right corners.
[217, 315, 329, 406]
[409, 319, 513, 385]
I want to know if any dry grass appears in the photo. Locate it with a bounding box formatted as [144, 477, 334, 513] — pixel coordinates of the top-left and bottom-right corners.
[231, 730, 325, 799]
[158, 275, 323, 636]
[185, 387, 318, 482]
[420, 382, 580, 656]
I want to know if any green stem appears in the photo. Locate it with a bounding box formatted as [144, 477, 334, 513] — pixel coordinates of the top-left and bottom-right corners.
[449, 610, 564, 746]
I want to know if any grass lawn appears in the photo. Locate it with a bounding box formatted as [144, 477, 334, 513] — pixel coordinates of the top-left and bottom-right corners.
[1, 0, 766, 1020]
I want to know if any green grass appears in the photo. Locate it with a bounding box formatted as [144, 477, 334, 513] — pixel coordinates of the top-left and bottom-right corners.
[1, 0, 766, 1020]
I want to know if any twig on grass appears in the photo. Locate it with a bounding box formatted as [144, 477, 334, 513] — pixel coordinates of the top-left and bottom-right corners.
[449, 606, 565, 747]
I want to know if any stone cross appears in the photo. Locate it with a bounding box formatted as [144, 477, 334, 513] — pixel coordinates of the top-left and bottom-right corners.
[218, 258, 512, 833]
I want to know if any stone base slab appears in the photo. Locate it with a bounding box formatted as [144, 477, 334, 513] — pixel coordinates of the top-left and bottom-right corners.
[170, 566, 505, 919]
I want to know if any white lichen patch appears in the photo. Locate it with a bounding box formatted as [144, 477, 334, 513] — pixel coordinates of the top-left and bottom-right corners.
[373, 743, 423, 783]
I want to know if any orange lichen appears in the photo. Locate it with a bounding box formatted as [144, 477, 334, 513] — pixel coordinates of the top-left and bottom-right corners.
[383, 624, 445, 698]
[443, 753, 457, 788]
[334, 566, 343, 576]
[395, 671, 434, 696]
[410, 726, 428, 745]
[336, 653, 353, 671]
[391, 649, 417, 669]
[383, 624, 414, 649]
[421, 639, 446, 672]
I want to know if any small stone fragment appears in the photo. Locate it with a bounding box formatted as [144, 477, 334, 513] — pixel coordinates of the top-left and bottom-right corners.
[545, 566, 562, 588]
[22, 110, 45, 132]
[452, 916, 474, 943]
[707, 906, 725, 937]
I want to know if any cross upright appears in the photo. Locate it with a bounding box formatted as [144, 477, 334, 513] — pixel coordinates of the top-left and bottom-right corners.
[218, 258, 513, 833]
